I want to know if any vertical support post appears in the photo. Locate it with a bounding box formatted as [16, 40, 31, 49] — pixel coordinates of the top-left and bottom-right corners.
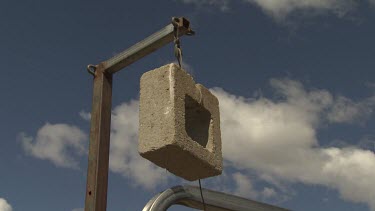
[85, 66, 113, 211]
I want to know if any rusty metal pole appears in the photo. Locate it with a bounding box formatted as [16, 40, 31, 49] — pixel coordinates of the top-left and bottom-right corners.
[84, 17, 194, 211]
[85, 65, 113, 211]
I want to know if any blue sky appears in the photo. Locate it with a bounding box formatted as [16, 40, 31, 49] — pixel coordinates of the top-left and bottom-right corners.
[1, 0, 375, 211]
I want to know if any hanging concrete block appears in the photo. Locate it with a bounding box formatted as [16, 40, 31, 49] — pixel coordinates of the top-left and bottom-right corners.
[138, 63, 222, 181]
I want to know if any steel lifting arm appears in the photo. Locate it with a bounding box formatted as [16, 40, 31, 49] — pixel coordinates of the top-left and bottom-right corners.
[143, 186, 291, 211]
[84, 17, 194, 211]
[93, 17, 194, 74]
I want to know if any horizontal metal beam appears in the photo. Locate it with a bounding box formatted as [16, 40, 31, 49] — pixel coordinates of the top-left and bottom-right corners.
[143, 186, 291, 211]
[100, 17, 194, 74]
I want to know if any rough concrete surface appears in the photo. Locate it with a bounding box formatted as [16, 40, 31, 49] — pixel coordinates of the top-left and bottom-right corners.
[138, 63, 222, 181]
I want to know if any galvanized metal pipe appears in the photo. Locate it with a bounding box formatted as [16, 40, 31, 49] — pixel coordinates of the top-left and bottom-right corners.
[143, 186, 291, 211]
[102, 17, 194, 74]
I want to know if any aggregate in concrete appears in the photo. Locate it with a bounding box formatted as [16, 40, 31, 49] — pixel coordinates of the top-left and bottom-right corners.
[138, 63, 222, 181]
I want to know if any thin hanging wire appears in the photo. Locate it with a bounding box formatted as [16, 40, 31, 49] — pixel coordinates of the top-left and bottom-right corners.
[172, 18, 183, 68]
[174, 39, 182, 68]
[199, 179, 206, 211]
[173, 18, 205, 210]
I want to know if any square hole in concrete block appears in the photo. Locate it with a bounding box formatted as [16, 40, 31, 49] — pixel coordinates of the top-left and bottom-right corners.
[185, 95, 212, 151]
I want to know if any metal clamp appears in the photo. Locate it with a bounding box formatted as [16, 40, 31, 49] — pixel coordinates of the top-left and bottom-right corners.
[172, 17, 195, 36]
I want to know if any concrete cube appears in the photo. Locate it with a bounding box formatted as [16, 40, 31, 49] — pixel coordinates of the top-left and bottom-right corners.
[138, 63, 222, 181]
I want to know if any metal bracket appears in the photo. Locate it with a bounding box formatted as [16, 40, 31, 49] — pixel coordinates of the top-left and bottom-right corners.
[172, 17, 195, 36]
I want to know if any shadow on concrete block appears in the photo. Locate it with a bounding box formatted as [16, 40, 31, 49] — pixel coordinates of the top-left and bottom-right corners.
[138, 63, 222, 181]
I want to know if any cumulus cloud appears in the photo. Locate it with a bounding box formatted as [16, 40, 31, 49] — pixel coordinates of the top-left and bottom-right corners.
[327, 95, 373, 123]
[20, 76, 375, 208]
[103, 77, 375, 206]
[0, 198, 12, 211]
[20, 123, 87, 169]
[261, 187, 277, 199]
[86, 77, 375, 204]
[108, 100, 167, 189]
[232, 172, 258, 198]
[79, 111, 91, 121]
[268, 78, 374, 124]
[176, 0, 375, 21]
[20, 104, 165, 189]
[177, 0, 229, 11]
[244, 0, 357, 20]
[211, 78, 375, 210]
[203, 169, 286, 202]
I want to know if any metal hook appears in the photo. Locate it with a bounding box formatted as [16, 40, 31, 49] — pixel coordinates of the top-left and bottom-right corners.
[87, 64, 97, 76]
[171, 17, 180, 27]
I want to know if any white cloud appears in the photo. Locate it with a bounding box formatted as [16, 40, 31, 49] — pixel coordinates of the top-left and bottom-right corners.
[211, 79, 375, 210]
[177, 0, 229, 11]
[244, 0, 357, 20]
[232, 172, 258, 198]
[261, 187, 277, 199]
[204, 170, 286, 202]
[19, 103, 166, 190]
[268, 78, 374, 124]
[176, 0, 375, 21]
[327, 95, 373, 123]
[20, 123, 87, 169]
[111, 74, 368, 209]
[108, 100, 167, 189]
[20, 76, 375, 209]
[80, 78, 375, 206]
[0, 198, 12, 211]
[321, 147, 375, 206]
[79, 111, 91, 121]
